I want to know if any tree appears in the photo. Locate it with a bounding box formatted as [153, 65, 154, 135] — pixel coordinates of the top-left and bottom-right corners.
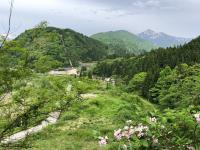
[127, 72, 147, 95]
[0, 0, 14, 49]
[35, 20, 48, 29]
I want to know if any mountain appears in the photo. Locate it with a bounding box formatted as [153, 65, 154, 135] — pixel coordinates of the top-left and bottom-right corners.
[91, 30, 156, 55]
[14, 26, 108, 70]
[138, 29, 192, 48]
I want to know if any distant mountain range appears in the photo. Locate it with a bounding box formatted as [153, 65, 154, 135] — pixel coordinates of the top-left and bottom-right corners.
[138, 29, 192, 48]
[91, 30, 157, 55]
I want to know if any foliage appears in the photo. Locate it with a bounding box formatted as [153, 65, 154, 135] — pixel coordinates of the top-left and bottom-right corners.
[91, 30, 156, 55]
[127, 72, 147, 95]
[94, 36, 200, 99]
[35, 21, 48, 29]
[0, 41, 31, 95]
[14, 26, 108, 72]
[0, 75, 77, 138]
[150, 64, 200, 108]
[98, 108, 200, 149]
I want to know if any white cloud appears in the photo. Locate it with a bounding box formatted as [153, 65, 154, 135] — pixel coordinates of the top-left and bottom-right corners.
[0, 0, 200, 37]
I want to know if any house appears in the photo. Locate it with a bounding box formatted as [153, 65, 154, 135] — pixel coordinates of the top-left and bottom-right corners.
[49, 68, 79, 76]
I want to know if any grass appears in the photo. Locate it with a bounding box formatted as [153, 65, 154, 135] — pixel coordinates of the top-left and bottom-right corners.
[0, 74, 157, 150]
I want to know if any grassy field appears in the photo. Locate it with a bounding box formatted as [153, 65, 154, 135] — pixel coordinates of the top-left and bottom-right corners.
[1, 74, 199, 150]
[0, 74, 156, 150]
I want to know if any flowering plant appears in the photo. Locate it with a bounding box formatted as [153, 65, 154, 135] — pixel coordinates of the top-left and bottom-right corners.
[97, 112, 200, 149]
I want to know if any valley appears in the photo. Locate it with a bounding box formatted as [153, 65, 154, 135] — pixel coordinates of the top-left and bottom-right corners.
[0, 1, 200, 149]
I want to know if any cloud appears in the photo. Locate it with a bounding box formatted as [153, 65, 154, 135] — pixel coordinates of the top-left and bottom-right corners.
[0, 0, 200, 37]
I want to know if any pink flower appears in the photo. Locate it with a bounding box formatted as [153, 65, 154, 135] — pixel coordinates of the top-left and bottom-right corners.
[122, 130, 132, 139]
[196, 117, 200, 124]
[129, 128, 135, 135]
[137, 132, 144, 138]
[98, 136, 108, 146]
[114, 129, 122, 140]
[133, 124, 149, 138]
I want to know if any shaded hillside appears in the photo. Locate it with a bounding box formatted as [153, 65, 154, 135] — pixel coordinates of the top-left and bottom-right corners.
[15, 27, 108, 68]
[91, 30, 156, 55]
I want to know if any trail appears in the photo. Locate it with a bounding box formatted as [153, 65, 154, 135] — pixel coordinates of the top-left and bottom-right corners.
[80, 93, 97, 99]
[1, 83, 73, 144]
[1, 111, 60, 144]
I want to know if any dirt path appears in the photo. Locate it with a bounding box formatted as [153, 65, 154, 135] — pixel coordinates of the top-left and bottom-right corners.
[80, 93, 97, 99]
[1, 111, 61, 144]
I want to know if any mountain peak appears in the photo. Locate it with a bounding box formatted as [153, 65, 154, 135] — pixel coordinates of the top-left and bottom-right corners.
[138, 29, 192, 47]
[143, 29, 157, 35]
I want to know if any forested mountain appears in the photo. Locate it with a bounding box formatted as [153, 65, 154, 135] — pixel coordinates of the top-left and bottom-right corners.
[94, 35, 200, 99]
[138, 29, 192, 48]
[14, 26, 108, 71]
[91, 30, 156, 55]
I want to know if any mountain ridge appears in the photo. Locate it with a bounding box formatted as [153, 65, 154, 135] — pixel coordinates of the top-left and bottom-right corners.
[138, 29, 192, 48]
[91, 30, 157, 55]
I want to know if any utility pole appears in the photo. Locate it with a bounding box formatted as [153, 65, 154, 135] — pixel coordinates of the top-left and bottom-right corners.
[60, 34, 73, 67]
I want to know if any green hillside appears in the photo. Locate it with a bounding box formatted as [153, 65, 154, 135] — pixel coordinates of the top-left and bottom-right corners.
[94, 35, 200, 98]
[15, 26, 108, 70]
[0, 75, 157, 149]
[91, 30, 157, 55]
[0, 73, 199, 149]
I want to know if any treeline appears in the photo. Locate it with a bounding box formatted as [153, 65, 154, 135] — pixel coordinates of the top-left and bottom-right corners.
[94, 36, 200, 99]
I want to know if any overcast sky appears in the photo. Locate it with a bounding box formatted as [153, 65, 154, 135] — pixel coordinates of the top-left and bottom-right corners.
[0, 0, 200, 38]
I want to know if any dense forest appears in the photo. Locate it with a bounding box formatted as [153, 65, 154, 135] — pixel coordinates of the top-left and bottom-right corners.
[94, 36, 200, 99]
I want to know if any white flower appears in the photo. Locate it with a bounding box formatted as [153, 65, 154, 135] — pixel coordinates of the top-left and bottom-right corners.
[194, 114, 200, 124]
[187, 145, 195, 150]
[152, 136, 158, 144]
[122, 144, 128, 149]
[126, 120, 132, 124]
[194, 114, 200, 118]
[124, 126, 129, 130]
[161, 125, 165, 129]
[149, 117, 157, 123]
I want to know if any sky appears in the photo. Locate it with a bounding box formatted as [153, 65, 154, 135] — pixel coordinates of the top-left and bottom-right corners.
[0, 0, 200, 38]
